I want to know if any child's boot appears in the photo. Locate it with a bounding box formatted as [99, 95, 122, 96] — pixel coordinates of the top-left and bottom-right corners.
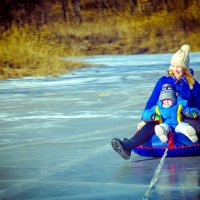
[155, 123, 170, 143]
[175, 122, 198, 143]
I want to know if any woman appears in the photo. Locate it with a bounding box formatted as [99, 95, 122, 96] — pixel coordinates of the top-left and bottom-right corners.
[111, 44, 200, 160]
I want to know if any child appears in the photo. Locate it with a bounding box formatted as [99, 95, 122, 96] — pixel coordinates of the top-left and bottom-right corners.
[142, 84, 200, 143]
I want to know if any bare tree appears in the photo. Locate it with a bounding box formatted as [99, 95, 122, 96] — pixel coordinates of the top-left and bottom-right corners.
[162, 0, 168, 12]
[111, 0, 120, 14]
[129, 0, 137, 15]
[97, 0, 104, 15]
[72, 0, 82, 23]
[137, 0, 151, 14]
[0, 0, 13, 28]
[61, 0, 67, 22]
[195, 0, 200, 10]
[24, 1, 36, 23]
[183, 0, 189, 8]
[150, 0, 169, 12]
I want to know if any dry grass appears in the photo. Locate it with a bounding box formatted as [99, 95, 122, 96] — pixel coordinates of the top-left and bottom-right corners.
[49, 4, 200, 55]
[0, 2, 200, 79]
[0, 25, 87, 79]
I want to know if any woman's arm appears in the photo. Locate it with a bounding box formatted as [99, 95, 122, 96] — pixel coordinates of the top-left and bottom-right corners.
[192, 81, 200, 109]
[144, 78, 164, 110]
[142, 108, 156, 121]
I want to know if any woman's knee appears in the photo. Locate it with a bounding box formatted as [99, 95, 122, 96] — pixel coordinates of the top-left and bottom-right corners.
[183, 118, 200, 133]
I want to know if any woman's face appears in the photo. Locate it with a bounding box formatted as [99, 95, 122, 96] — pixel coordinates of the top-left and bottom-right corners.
[171, 66, 184, 79]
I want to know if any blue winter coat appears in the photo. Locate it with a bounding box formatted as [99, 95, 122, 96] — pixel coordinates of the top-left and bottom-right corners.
[142, 99, 200, 130]
[144, 75, 200, 111]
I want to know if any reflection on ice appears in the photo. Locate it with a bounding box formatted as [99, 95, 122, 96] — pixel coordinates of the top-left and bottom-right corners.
[0, 53, 200, 200]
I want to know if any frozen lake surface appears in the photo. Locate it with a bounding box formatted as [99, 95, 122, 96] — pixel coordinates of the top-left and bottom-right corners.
[0, 53, 200, 199]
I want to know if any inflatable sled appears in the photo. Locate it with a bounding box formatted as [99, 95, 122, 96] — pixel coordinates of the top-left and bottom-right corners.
[133, 132, 200, 157]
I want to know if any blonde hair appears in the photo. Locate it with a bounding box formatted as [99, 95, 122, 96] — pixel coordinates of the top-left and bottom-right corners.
[168, 68, 195, 89]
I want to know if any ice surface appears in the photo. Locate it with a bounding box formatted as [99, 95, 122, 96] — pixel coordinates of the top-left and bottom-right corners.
[0, 53, 200, 199]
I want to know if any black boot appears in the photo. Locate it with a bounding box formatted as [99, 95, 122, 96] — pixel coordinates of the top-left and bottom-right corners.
[111, 138, 133, 160]
[111, 122, 158, 160]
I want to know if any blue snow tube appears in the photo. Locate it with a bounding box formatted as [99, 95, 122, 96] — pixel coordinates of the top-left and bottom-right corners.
[133, 132, 200, 157]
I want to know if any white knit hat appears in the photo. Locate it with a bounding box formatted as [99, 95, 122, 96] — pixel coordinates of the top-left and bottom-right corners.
[170, 44, 191, 69]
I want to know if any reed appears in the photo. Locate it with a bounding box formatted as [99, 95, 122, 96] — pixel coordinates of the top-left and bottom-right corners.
[0, 24, 86, 79]
[0, 2, 199, 79]
[49, 6, 200, 55]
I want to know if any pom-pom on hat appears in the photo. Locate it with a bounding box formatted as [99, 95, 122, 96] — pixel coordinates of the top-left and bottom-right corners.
[159, 84, 176, 103]
[170, 44, 190, 69]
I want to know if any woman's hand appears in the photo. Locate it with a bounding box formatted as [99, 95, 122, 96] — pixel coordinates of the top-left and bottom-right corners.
[137, 121, 146, 130]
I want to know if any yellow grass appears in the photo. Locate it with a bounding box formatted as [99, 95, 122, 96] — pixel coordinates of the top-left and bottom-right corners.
[0, 25, 86, 79]
[0, 2, 200, 79]
[48, 6, 200, 55]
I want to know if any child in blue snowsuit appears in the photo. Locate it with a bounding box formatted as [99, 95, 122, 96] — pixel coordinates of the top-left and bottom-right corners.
[142, 84, 200, 143]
